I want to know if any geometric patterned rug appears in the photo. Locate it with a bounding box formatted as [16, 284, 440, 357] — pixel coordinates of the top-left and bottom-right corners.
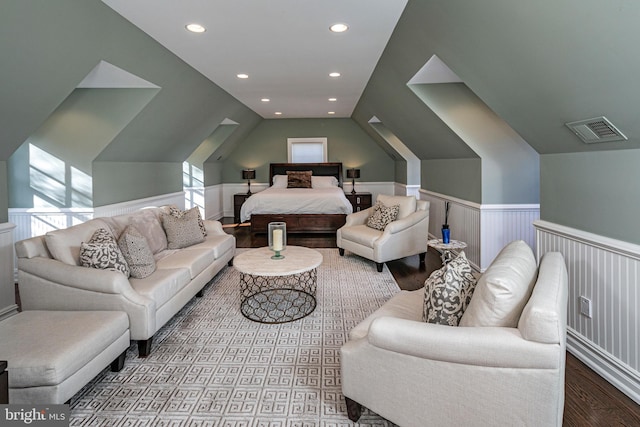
[69, 249, 400, 426]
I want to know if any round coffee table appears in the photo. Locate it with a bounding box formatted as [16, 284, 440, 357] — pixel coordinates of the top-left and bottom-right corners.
[233, 246, 323, 323]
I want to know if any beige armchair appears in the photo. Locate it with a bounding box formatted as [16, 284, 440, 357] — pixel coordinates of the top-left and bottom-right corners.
[340, 244, 569, 426]
[337, 194, 429, 272]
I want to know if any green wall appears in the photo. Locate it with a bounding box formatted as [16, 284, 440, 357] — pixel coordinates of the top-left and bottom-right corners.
[221, 118, 394, 184]
[92, 162, 182, 207]
[541, 150, 640, 244]
[422, 159, 482, 204]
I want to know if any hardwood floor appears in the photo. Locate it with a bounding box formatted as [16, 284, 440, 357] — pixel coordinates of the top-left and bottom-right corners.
[223, 219, 640, 426]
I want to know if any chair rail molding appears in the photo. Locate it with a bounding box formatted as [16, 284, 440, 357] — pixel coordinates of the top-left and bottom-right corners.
[419, 190, 540, 271]
[535, 219, 640, 405]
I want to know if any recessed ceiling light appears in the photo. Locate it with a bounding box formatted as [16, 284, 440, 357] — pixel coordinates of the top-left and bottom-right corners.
[275, 112, 282, 115]
[328, 111, 335, 115]
[329, 72, 341, 78]
[261, 98, 270, 102]
[330, 23, 349, 33]
[328, 98, 337, 102]
[237, 73, 249, 79]
[185, 23, 206, 33]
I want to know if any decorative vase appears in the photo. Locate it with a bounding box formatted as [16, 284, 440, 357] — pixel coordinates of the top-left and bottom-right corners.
[268, 222, 287, 259]
[441, 225, 450, 244]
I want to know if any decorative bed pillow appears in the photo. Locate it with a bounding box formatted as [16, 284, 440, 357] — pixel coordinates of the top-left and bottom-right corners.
[311, 175, 339, 188]
[162, 207, 205, 249]
[118, 225, 156, 279]
[168, 206, 207, 237]
[272, 175, 288, 188]
[286, 170, 312, 188]
[423, 251, 477, 326]
[129, 209, 168, 254]
[366, 201, 400, 231]
[79, 240, 130, 278]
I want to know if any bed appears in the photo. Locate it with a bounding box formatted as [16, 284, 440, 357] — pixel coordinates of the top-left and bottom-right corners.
[242, 163, 353, 234]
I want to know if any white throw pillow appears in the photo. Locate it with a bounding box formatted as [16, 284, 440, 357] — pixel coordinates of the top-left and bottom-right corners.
[311, 175, 339, 188]
[459, 240, 537, 328]
[272, 175, 288, 188]
[423, 251, 476, 326]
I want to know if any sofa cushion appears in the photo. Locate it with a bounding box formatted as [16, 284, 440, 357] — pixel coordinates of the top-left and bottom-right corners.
[118, 225, 156, 279]
[0, 311, 129, 388]
[377, 194, 416, 220]
[80, 241, 130, 277]
[45, 219, 112, 266]
[423, 251, 476, 326]
[156, 248, 215, 279]
[366, 201, 400, 231]
[339, 224, 382, 247]
[162, 208, 205, 249]
[128, 210, 168, 254]
[187, 233, 236, 259]
[129, 268, 191, 308]
[460, 240, 537, 328]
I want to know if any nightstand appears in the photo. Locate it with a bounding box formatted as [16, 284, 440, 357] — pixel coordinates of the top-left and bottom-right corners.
[0, 360, 7, 404]
[346, 192, 372, 212]
[234, 193, 251, 223]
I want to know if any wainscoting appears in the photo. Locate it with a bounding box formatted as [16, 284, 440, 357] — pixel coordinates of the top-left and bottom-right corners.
[419, 190, 540, 271]
[0, 223, 17, 320]
[535, 220, 640, 404]
[94, 192, 184, 218]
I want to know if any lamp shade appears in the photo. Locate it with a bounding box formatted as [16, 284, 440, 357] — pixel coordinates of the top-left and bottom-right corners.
[346, 168, 360, 179]
[242, 169, 256, 180]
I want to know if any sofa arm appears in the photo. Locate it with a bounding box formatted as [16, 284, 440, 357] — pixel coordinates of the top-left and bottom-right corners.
[345, 208, 372, 226]
[204, 219, 226, 235]
[367, 316, 561, 369]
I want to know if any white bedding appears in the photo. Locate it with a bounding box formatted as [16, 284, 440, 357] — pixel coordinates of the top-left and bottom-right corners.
[240, 186, 353, 222]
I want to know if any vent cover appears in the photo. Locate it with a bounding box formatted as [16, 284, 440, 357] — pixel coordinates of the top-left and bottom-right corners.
[565, 116, 627, 144]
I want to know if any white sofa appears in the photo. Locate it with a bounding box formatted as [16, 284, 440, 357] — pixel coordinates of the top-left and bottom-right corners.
[15, 206, 235, 357]
[341, 241, 568, 426]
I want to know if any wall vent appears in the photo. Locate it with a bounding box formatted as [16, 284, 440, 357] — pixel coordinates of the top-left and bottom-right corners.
[565, 116, 627, 144]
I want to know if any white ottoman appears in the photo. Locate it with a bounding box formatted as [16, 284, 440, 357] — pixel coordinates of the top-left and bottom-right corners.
[0, 310, 130, 404]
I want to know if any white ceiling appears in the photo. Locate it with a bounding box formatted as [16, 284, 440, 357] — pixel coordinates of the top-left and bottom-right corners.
[101, 0, 408, 119]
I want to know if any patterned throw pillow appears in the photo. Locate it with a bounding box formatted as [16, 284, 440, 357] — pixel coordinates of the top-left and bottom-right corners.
[80, 241, 130, 278]
[366, 201, 400, 231]
[118, 225, 156, 279]
[162, 207, 205, 249]
[286, 170, 312, 188]
[168, 206, 207, 237]
[89, 227, 117, 244]
[423, 251, 477, 326]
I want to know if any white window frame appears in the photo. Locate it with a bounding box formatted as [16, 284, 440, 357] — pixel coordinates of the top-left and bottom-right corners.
[287, 137, 328, 163]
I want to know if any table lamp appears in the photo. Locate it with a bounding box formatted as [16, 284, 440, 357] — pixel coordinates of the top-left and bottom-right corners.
[242, 169, 256, 195]
[346, 168, 360, 194]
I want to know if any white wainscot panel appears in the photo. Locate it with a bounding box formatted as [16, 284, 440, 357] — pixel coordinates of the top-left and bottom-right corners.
[0, 223, 18, 320]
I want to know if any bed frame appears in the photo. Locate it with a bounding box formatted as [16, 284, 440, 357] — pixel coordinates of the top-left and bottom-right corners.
[249, 162, 348, 234]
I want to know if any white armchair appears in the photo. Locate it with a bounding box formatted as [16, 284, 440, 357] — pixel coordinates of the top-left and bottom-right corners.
[337, 194, 429, 272]
[340, 246, 569, 426]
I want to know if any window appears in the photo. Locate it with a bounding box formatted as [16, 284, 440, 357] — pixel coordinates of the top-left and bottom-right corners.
[287, 137, 327, 163]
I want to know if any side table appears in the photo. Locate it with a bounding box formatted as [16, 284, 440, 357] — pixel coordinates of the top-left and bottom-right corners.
[427, 239, 468, 265]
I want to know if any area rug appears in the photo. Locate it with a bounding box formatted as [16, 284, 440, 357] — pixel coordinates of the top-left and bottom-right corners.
[69, 249, 401, 426]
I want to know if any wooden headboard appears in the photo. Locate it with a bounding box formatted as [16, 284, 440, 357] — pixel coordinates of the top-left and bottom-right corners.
[269, 162, 344, 187]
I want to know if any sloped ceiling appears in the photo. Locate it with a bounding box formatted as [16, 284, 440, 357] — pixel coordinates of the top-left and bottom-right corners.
[354, 0, 640, 158]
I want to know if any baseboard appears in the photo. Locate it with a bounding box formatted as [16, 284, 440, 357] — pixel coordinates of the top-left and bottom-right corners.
[567, 327, 640, 405]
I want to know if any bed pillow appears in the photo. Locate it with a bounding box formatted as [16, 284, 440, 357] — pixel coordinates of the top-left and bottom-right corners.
[366, 201, 400, 231]
[287, 170, 312, 188]
[311, 175, 339, 188]
[272, 175, 288, 188]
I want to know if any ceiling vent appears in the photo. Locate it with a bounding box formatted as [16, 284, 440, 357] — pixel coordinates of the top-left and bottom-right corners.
[565, 116, 627, 144]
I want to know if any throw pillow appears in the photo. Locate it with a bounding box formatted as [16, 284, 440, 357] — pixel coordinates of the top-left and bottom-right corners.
[129, 210, 168, 254]
[366, 201, 400, 231]
[168, 206, 207, 237]
[286, 170, 312, 188]
[118, 225, 156, 279]
[423, 251, 477, 326]
[80, 241, 130, 278]
[162, 207, 205, 249]
[89, 227, 117, 244]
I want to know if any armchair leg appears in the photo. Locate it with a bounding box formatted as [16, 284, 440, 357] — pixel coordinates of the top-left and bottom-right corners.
[196, 289, 204, 297]
[228, 258, 234, 267]
[138, 337, 153, 358]
[345, 397, 363, 422]
[110, 350, 127, 372]
[419, 252, 426, 264]
[339, 248, 345, 256]
[376, 262, 384, 272]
